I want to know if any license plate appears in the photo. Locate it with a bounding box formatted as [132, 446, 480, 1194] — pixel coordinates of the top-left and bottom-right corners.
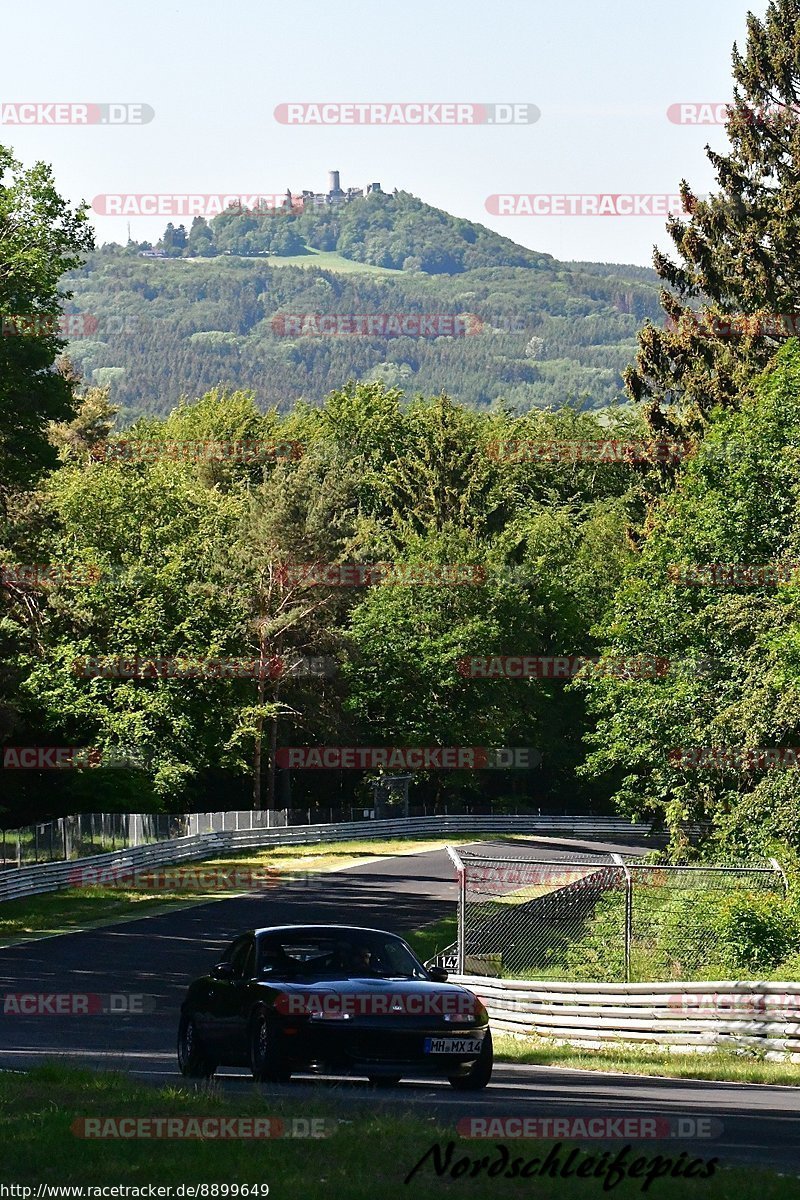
[424, 1036, 482, 1055]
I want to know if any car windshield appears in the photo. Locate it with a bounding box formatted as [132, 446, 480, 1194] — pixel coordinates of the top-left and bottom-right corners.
[256, 930, 428, 981]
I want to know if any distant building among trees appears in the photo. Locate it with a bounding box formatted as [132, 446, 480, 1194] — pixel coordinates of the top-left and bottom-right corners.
[293, 170, 384, 210]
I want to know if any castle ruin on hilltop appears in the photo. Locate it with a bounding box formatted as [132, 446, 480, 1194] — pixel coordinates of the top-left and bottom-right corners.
[287, 171, 384, 210]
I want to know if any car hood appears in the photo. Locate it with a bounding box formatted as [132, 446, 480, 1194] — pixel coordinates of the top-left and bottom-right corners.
[258, 977, 484, 1020]
[258, 977, 474, 997]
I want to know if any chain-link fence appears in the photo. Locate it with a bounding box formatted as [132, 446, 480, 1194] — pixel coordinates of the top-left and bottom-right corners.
[442, 849, 788, 982]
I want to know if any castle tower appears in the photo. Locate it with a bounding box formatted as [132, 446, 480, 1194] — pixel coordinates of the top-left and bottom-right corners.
[328, 170, 341, 195]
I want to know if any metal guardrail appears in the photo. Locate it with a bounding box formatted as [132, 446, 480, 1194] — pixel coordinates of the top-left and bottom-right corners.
[0, 814, 657, 904]
[453, 975, 800, 1060]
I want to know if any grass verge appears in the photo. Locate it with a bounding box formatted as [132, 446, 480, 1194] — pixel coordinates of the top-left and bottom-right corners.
[493, 1034, 800, 1087]
[0, 1065, 793, 1198]
[405, 913, 457, 963]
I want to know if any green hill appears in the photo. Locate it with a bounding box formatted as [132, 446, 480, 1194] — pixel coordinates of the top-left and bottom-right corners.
[65, 190, 663, 420]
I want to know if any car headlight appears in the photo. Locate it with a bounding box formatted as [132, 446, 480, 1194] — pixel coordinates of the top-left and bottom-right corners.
[444, 997, 488, 1023]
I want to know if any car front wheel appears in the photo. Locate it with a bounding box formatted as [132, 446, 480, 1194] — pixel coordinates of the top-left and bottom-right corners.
[448, 1030, 493, 1090]
[177, 1014, 217, 1079]
[250, 1013, 292, 1083]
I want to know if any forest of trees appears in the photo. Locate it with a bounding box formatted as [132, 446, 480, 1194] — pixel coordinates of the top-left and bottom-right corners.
[0, 373, 646, 823]
[4, 0, 800, 880]
[63, 249, 662, 420]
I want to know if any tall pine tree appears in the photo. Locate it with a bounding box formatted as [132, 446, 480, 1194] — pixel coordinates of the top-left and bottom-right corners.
[627, 0, 800, 445]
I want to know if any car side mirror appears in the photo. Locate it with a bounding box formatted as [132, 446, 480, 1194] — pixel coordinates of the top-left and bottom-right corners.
[429, 966, 448, 982]
[212, 962, 236, 980]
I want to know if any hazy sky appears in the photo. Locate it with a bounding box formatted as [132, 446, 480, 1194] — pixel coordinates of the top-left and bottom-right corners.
[2, 0, 765, 267]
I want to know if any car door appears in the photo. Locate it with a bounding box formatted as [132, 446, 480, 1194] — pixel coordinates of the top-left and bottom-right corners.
[207, 934, 255, 1064]
[189, 936, 241, 1045]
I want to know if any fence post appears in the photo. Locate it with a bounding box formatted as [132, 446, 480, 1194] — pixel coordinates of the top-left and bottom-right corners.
[769, 857, 789, 897]
[612, 853, 632, 983]
[458, 866, 466, 973]
[446, 846, 467, 973]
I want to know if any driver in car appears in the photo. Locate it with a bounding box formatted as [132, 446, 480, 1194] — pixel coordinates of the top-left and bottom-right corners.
[351, 944, 379, 973]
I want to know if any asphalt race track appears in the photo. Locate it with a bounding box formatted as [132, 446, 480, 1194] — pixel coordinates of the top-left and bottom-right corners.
[1, 836, 799, 1175]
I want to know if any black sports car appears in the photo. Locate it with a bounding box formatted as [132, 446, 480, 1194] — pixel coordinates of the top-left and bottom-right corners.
[177, 924, 493, 1089]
